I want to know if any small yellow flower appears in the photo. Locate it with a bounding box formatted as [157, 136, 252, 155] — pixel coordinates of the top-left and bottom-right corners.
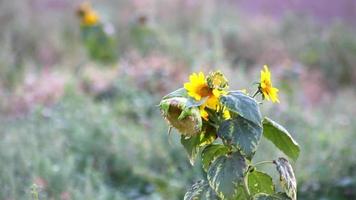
[76, 2, 99, 26]
[259, 65, 280, 103]
[184, 72, 227, 120]
[82, 10, 99, 26]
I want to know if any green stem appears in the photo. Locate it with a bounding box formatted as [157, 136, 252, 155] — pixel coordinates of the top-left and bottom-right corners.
[254, 160, 274, 167]
[252, 89, 260, 98]
[207, 121, 218, 129]
[243, 173, 252, 200]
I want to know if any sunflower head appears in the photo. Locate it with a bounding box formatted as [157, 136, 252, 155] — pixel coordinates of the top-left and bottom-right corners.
[160, 97, 202, 136]
[184, 72, 211, 101]
[259, 65, 280, 103]
[184, 71, 228, 120]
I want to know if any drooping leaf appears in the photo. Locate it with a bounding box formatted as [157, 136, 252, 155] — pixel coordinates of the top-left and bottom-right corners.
[184, 180, 219, 200]
[218, 117, 262, 159]
[220, 91, 262, 127]
[163, 88, 188, 99]
[201, 144, 230, 172]
[274, 158, 297, 200]
[253, 193, 292, 200]
[207, 151, 248, 199]
[248, 171, 275, 195]
[262, 117, 300, 161]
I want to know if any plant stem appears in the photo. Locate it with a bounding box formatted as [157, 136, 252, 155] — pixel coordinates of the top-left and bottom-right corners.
[254, 160, 274, 167]
[252, 89, 260, 98]
[243, 173, 252, 200]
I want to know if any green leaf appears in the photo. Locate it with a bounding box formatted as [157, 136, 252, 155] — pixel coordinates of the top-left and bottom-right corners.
[274, 158, 297, 200]
[248, 171, 275, 195]
[253, 193, 292, 200]
[181, 130, 216, 165]
[220, 91, 262, 127]
[218, 117, 262, 158]
[207, 151, 248, 199]
[201, 144, 230, 172]
[184, 180, 219, 200]
[235, 185, 249, 200]
[253, 194, 274, 200]
[186, 97, 208, 108]
[262, 117, 300, 161]
[181, 135, 201, 165]
[163, 88, 188, 99]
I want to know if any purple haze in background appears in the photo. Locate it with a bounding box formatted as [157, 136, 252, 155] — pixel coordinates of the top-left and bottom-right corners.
[234, 0, 356, 25]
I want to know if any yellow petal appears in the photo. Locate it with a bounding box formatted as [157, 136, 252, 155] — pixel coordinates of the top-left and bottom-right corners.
[200, 107, 209, 121]
[206, 96, 219, 110]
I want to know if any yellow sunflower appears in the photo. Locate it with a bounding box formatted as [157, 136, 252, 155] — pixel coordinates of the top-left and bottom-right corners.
[76, 2, 99, 26]
[260, 65, 280, 103]
[184, 72, 226, 120]
[82, 10, 99, 26]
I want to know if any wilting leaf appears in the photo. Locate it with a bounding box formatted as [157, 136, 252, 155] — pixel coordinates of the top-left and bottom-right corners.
[160, 97, 202, 136]
[262, 117, 300, 161]
[274, 158, 297, 200]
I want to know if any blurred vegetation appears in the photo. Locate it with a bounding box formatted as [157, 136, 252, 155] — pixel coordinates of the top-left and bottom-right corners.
[0, 0, 355, 199]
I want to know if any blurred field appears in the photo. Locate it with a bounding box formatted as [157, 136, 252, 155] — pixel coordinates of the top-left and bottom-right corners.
[0, 0, 355, 199]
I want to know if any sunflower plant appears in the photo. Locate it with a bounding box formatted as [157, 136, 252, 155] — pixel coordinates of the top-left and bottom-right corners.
[159, 66, 300, 200]
[76, 2, 118, 64]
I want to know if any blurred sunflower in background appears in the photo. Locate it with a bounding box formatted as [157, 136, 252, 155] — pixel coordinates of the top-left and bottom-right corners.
[75, 2, 118, 64]
[76, 2, 99, 26]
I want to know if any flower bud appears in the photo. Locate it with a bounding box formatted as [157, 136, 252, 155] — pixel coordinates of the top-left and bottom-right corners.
[207, 71, 229, 90]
